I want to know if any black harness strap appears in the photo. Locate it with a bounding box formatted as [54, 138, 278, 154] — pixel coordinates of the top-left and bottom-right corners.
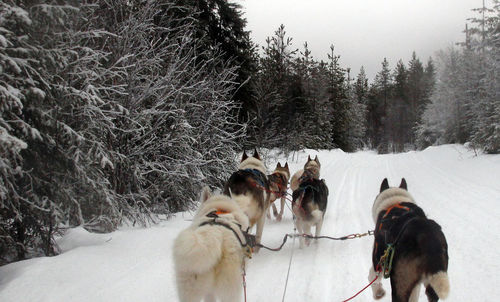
[198, 211, 257, 250]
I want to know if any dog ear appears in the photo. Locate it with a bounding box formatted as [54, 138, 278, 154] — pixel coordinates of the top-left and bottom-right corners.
[200, 186, 212, 203]
[284, 162, 289, 168]
[307, 155, 311, 162]
[277, 162, 282, 168]
[399, 178, 407, 190]
[241, 151, 248, 161]
[253, 148, 260, 160]
[314, 155, 319, 163]
[380, 178, 389, 192]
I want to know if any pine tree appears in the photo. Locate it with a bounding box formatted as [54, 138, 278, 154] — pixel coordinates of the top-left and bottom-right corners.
[327, 45, 351, 151]
[391, 60, 409, 151]
[367, 58, 392, 152]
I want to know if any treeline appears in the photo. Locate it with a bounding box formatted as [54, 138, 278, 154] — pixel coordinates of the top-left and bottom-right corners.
[0, 0, 498, 264]
[417, 2, 500, 153]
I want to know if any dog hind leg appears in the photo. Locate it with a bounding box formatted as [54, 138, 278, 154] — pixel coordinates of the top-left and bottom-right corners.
[177, 279, 204, 302]
[391, 258, 421, 302]
[272, 203, 279, 218]
[253, 214, 266, 253]
[295, 219, 305, 248]
[314, 215, 324, 244]
[303, 223, 312, 246]
[368, 266, 385, 300]
[408, 283, 421, 302]
[277, 197, 286, 221]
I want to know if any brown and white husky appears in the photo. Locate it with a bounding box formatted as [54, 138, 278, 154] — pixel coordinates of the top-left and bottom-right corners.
[223, 149, 270, 252]
[290, 155, 321, 191]
[266, 162, 290, 221]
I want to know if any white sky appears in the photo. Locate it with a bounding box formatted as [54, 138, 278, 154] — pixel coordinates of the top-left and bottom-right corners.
[238, 0, 482, 81]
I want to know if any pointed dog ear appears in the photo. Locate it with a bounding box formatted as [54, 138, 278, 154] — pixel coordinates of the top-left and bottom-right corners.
[399, 178, 408, 190]
[241, 151, 248, 161]
[315, 155, 320, 164]
[307, 155, 311, 162]
[253, 148, 260, 160]
[284, 162, 289, 168]
[200, 186, 212, 203]
[380, 178, 389, 192]
[277, 162, 282, 168]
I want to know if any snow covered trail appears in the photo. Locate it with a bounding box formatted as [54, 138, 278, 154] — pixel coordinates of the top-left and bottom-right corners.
[0, 145, 499, 302]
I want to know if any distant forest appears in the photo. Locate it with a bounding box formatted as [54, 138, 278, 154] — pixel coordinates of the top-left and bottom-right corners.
[0, 0, 498, 264]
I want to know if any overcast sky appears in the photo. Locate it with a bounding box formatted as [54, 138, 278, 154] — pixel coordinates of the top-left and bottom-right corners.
[239, 0, 483, 81]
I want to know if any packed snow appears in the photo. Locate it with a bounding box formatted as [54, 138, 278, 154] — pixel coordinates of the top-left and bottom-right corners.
[0, 144, 499, 301]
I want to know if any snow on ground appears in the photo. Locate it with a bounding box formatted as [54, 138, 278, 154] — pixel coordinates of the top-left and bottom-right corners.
[0, 144, 499, 301]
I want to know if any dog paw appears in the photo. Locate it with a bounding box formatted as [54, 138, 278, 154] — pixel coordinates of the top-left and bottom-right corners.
[305, 237, 311, 246]
[374, 289, 385, 300]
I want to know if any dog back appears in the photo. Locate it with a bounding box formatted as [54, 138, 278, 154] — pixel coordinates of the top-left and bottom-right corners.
[373, 202, 448, 275]
[224, 169, 270, 211]
[292, 178, 328, 219]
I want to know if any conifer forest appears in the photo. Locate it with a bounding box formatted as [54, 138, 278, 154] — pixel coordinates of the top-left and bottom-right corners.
[0, 0, 498, 264]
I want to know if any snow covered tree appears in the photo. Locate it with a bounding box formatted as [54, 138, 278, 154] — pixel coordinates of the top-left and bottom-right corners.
[327, 45, 351, 151]
[0, 0, 246, 264]
[345, 67, 368, 150]
[366, 58, 392, 152]
[418, 1, 499, 153]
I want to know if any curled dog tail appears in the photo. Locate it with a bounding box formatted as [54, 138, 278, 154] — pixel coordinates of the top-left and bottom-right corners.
[426, 271, 450, 299]
[173, 226, 223, 274]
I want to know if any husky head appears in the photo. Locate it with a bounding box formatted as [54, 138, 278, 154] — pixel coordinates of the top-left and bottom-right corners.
[304, 155, 321, 179]
[239, 148, 267, 175]
[273, 162, 290, 181]
[196, 186, 249, 231]
[371, 178, 415, 223]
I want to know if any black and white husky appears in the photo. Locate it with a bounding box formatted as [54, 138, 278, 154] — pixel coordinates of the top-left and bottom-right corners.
[291, 178, 328, 248]
[224, 149, 270, 252]
[369, 178, 449, 302]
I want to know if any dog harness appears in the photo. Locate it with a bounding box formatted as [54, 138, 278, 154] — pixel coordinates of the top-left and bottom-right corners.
[242, 168, 269, 188]
[298, 169, 315, 183]
[267, 172, 288, 197]
[198, 210, 256, 258]
[374, 202, 424, 277]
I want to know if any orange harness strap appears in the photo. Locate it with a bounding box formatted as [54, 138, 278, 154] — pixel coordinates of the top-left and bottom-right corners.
[215, 209, 230, 215]
[382, 203, 410, 218]
[378, 203, 410, 231]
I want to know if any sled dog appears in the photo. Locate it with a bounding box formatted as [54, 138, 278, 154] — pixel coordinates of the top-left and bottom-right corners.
[224, 149, 270, 252]
[267, 162, 290, 221]
[291, 178, 328, 248]
[173, 187, 251, 302]
[290, 155, 321, 192]
[369, 178, 449, 302]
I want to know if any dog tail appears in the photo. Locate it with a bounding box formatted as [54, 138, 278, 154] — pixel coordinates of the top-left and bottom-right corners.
[173, 226, 223, 274]
[311, 209, 323, 223]
[426, 271, 450, 299]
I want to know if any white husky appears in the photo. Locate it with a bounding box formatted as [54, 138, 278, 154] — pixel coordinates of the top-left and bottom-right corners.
[173, 187, 250, 302]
